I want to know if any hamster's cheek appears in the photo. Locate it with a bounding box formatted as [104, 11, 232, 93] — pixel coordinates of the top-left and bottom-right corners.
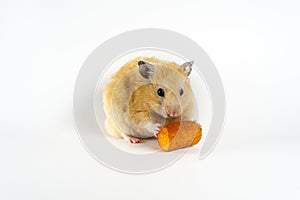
[152, 105, 165, 116]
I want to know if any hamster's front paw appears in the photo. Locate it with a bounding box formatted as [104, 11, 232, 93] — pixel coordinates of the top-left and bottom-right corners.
[145, 123, 162, 137]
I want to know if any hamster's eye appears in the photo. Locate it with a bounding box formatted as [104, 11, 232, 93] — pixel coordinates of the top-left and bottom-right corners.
[180, 88, 184, 96]
[157, 88, 165, 97]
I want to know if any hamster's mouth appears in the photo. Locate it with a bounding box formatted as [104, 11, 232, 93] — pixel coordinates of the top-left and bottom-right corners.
[166, 113, 181, 118]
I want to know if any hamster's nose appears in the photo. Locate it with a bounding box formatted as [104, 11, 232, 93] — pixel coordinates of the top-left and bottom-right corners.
[166, 106, 180, 117]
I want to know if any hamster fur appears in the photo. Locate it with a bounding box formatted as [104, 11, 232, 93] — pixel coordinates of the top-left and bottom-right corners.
[103, 57, 195, 143]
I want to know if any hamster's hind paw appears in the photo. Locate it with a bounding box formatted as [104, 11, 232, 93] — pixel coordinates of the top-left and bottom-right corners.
[123, 135, 141, 144]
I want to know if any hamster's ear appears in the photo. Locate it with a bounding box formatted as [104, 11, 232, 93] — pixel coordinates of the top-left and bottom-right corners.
[138, 60, 154, 79]
[180, 61, 193, 76]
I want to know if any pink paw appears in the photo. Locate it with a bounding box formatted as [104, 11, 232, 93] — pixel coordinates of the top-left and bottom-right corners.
[124, 135, 141, 144]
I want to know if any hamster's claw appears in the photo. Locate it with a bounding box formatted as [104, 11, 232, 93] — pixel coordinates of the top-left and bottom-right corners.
[154, 123, 162, 138]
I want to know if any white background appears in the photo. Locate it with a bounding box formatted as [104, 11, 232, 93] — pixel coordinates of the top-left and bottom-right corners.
[1, 0, 300, 199]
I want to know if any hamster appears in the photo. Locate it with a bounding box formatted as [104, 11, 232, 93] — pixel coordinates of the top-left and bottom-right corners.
[103, 57, 195, 143]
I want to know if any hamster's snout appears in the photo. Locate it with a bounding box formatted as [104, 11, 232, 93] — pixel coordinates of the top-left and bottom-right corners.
[166, 105, 181, 118]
